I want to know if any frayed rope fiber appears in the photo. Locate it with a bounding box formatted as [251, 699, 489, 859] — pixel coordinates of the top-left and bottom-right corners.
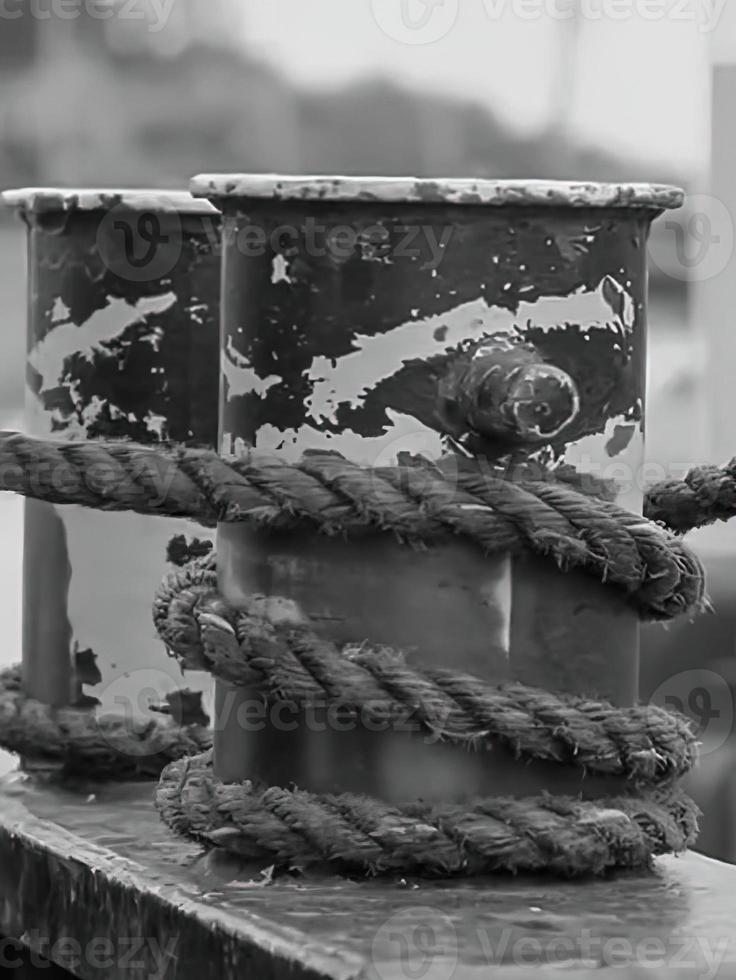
[156, 752, 699, 878]
[0, 432, 714, 875]
[154, 557, 697, 783]
[0, 666, 211, 779]
[0, 432, 709, 620]
[150, 557, 700, 877]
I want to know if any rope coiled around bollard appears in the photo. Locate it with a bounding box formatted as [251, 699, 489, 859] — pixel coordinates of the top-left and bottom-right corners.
[0, 432, 722, 876]
[150, 555, 701, 877]
[157, 752, 699, 878]
[0, 432, 709, 619]
[154, 557, 697, 783]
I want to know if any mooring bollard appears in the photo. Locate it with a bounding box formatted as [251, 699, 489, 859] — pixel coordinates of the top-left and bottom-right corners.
[4, 178, 736, 977]
[192, 174, 683, 802]
[2, 188, 221, 739]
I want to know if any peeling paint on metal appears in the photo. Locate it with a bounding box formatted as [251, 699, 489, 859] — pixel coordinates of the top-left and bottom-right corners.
[18, 199, 221, 717]
[192, 174, 684, 211]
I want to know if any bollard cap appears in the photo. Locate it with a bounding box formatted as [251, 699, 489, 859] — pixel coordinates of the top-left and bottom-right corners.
[190, 174, 684, 210]
[1, 187, 219, 216]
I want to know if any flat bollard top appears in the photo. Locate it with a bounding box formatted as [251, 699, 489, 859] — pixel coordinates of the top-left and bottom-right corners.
[190, 173, 684, 210]
[2, 187, 219, 217]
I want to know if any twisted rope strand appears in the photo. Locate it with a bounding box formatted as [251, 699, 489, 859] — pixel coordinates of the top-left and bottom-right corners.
[0, 432, 706, 621]
[4, 430, 732, 532]
[152, 557, 698, 784]
[155, 753, 699, 877]
[0, 666, 211, 778]
[0, 430, 719, 876]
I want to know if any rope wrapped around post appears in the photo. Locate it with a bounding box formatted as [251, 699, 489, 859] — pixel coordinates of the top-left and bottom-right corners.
[0, 431, 728, 876]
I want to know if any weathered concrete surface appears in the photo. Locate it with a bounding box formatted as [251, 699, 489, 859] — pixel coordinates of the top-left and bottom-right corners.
[0, 774, 735, 979]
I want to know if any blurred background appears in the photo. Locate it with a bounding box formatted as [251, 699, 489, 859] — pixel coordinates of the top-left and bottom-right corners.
[1, 0, 736, 860]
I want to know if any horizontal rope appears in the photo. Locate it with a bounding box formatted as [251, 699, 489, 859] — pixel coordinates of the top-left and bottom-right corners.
[155, 752, 699, 878]
[0, 665, 211, 779]
[0, 432, 707, 621]
[154, 557, 698, 784]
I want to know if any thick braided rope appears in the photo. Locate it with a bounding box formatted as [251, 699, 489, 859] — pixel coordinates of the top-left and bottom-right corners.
[5, 430, 731, 533]
[156, 752, 699, 878]
[153, 557, 698, 783]
[0, 665, 211, 778]
[0, 432, 706, 621]
[151, 558, 700, 877]
[0, 431, 707, 875]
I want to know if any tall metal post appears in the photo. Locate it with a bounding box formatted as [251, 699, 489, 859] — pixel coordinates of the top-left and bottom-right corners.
[193, 174, 681, 802]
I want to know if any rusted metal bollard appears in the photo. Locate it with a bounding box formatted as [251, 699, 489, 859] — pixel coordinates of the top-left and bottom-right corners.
[193, 175, 682, 802]
[2, 188, 221, 736]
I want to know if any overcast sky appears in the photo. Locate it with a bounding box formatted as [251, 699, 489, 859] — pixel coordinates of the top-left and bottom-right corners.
[238, 0, 716, 176]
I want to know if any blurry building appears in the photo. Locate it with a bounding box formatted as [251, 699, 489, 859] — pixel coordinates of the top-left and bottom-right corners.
[0, 0, 300, 187]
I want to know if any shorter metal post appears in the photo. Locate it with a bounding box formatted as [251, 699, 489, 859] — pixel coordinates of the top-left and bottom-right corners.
[4, 188, 221, 728]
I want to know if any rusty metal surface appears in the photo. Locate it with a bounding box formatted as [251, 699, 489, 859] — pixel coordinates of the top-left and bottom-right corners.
[16, 200, 221, 721]
[191, 174, 684, 210]
[214, 193, 659, 791]
[0, 772, 734, 979]
[2, 188, 217, 215]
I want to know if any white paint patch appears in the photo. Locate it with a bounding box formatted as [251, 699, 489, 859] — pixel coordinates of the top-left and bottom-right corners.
[144, 326, 164, 352]
[304, 281, 635, 427]
[187, 303, 208, 326]
[27, 293, 177, 439]
[227, 409, 445, 467]
[305, 299, 508, 425]
[222, 338, 281, 399]
[515, 278, 634, 334]
[29, 294, 176, 395]
[144, 412, 168, 440]
[271, 254, 292, 284]
[51, 297, 70, 323]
